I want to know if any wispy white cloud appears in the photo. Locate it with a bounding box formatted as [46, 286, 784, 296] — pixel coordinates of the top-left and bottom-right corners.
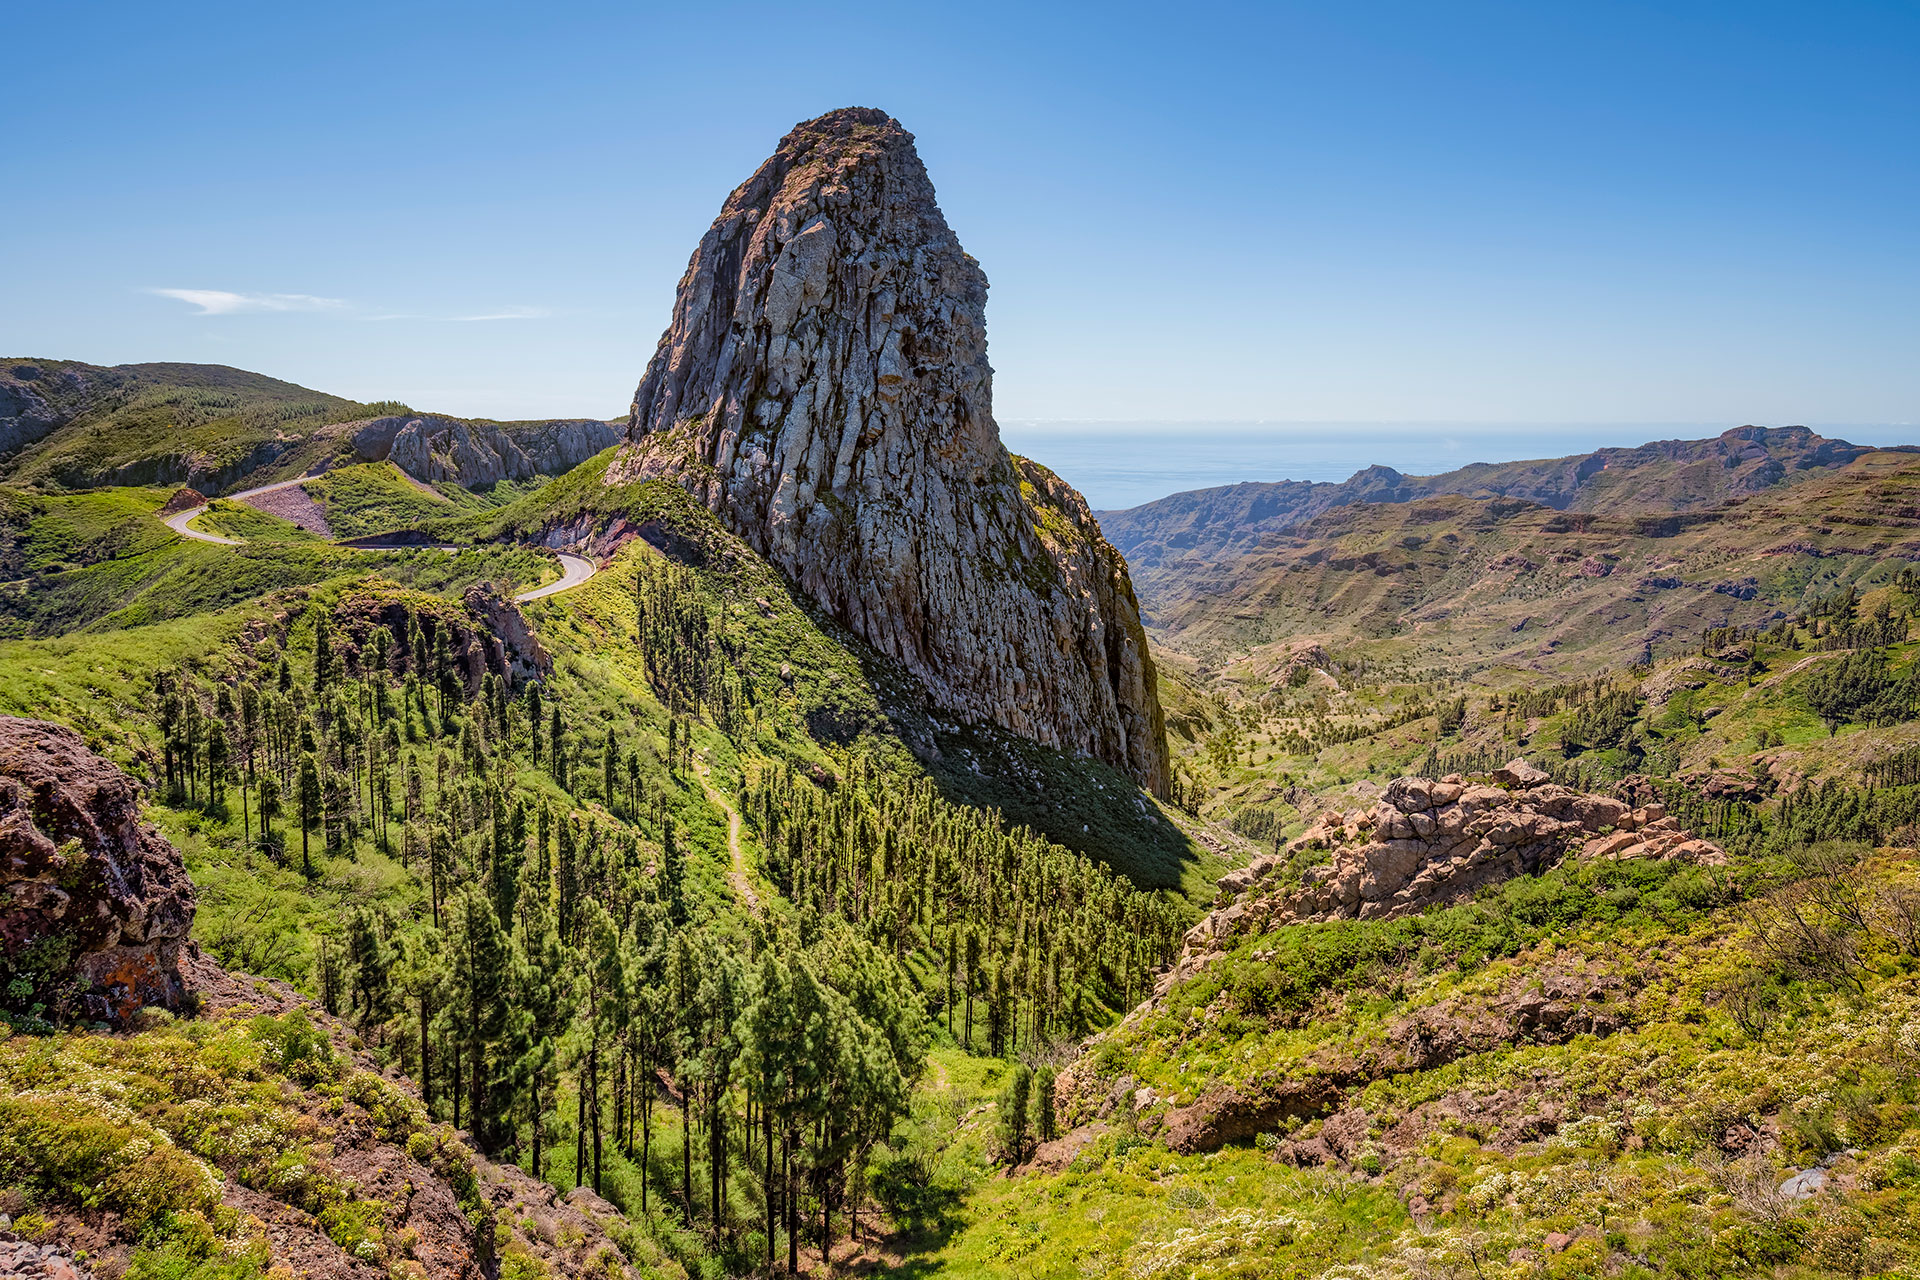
[149, 288, 347, 316]
[452, 306, 551, 322]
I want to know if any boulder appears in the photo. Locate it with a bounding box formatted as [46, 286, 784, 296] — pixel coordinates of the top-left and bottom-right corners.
[462, 581, 552, 685]
[1212, 772, 1731, 931]
[1494, 758, 1551, 788]
[0, 717, 195, 1026]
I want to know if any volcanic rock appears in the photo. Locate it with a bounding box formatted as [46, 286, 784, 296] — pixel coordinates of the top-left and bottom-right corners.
[354, 414, 619, 488]
[1184, 769, 1725, 949]
[0, 366, 66, 460]
[612, 107, 1169, 794]
[0, 717, 195, 1026]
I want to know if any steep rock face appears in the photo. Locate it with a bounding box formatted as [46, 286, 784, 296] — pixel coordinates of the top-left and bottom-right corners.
[0, 364, 69, 461]
[353, 415, 619, 487]
[613, 107, 1169, 793]
[0, 717, 195, 1026]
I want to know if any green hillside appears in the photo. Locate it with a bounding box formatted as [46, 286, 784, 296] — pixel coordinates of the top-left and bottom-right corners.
[0, 358, 408, 493]
[0, 456, 1216, 1277]
[6, 424, 1920, 1278]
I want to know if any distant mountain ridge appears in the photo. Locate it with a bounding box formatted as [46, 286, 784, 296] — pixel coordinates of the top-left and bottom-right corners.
[1133, 448, 1920, 674]
[0, 358, 618, 494]
[1100, 425, 1917, 573]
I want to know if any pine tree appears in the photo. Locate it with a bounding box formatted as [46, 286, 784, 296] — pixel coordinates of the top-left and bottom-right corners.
[549, 706, 566, 788]
[527, 685, 543, 766]
[575, 899, 629, 1195]
[556, 815, 580, 942]
[489, 789, 520, 925]
[347, 908, 395, 1038]
[447, 887, 512, 1151]
[313, 614, 333, 693]
[297, 752, 321, 876]
[396, 929, 445, 1115]
[510, 894, 570, 1181]
[1032, 1065, 1058, 1144]
[624, 904, 672, 1216]
[659, 819, 685, 925]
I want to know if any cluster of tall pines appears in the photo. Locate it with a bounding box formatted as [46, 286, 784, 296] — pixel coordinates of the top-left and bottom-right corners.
[142, 571, 1182, 1268]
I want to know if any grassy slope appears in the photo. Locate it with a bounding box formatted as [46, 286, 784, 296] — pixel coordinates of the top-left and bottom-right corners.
[0, 454, 1204, 1278]
[0, 482, 550, 638]
[989, 524, 1920, 1275]
[430, 450, 1217, 898]
[297, 461, 454, 538]
[0, 359, 400, 493]
[14, 422, 1920, 1275]
[930, 851, 1920, 1276]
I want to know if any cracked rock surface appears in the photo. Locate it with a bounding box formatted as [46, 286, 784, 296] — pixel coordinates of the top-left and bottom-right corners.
[612, 107, 1169, 794]
[1175, 761, 1727, 973]
[0, 716, 195, 1026]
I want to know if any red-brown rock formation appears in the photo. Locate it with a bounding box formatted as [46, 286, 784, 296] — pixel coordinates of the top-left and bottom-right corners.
[0, 717, 195, 1026]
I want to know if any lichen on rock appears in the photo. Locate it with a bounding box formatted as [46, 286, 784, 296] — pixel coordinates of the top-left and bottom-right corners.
[1182, 761, 1726, 960]
[0, 717, 195, 1027]
[613, 106, 1170, 794]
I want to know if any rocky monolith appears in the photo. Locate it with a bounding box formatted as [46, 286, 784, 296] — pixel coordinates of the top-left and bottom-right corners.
[613, 107, 1169, 794]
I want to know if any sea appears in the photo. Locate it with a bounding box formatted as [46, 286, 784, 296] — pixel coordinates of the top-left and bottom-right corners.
[999, 421, 1920, 513]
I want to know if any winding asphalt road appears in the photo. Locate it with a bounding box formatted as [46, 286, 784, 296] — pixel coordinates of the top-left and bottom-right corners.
[161, 484, 598, 604]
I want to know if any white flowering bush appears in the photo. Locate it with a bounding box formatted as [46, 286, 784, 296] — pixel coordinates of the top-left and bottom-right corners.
[1125, 1211, 1300, 1278]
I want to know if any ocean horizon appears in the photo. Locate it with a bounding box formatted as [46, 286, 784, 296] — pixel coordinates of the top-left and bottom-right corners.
[1001, 420, 1920, 512]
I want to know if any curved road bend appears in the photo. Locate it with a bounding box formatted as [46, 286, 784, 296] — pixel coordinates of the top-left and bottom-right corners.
[159, 477, 312, 546]
[161, 487, 597, 604]
[513, 551, 595, 602]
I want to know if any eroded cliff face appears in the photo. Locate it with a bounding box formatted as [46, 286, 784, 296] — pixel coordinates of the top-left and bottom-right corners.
[612, 107, 1169, 794]
[353, 414, 620, 487]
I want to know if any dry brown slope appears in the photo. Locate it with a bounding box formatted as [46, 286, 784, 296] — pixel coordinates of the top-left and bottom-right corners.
[1146, 450, 1920, 674]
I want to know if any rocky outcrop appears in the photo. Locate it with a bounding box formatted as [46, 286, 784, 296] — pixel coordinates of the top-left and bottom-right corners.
[0, 717, 195, 1026]
[0, 1236, 89, 1280]
[461, 581, 551, 685]
[612, 107, 1169, 794]
[353, 415, 619, 488]
[321, 584, 543, 694]
[1176, 763, 1724, 975]
[0, 364, 70, 461]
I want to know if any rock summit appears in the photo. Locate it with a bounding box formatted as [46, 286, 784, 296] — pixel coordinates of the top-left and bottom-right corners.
[613, 107, 1169, 794]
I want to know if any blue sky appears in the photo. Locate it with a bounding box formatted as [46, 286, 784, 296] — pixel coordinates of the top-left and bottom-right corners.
[6, 1, 1917, 427]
